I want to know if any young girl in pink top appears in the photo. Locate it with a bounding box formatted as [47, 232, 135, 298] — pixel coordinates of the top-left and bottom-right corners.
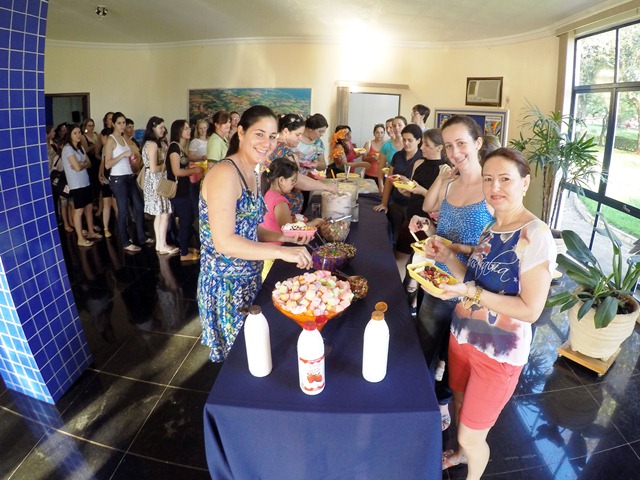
[260, 157, 323, 246]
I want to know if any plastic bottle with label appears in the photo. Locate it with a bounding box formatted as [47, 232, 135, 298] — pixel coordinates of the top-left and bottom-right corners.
[362, 310, 389, 382]
[244, 305, 272, 377]
[297, 321, 325, 395]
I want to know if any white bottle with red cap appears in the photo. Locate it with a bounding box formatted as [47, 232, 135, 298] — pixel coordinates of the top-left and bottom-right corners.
[362, 310, 389, 382]
[244, 305, 272, 377]
[297, 321, 325, 395]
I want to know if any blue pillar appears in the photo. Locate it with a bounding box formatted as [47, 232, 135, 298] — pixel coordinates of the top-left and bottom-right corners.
[0, 0, 92, 403]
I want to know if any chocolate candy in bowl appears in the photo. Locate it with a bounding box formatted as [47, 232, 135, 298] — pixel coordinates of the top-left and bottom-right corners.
[318, 218, 350, 242]
[312, 242, 356, 271]
[347, 275, 368, 300]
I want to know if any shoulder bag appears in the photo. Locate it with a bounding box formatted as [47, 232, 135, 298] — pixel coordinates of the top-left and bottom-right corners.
[157, 142, 178, 198]
[50, 155, 70, 197]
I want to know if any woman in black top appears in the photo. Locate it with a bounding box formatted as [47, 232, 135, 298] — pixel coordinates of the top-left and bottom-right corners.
[167, 120, 204, 262]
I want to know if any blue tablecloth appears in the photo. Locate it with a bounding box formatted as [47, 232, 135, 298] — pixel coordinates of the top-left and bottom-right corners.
[204, 195, 441, 479]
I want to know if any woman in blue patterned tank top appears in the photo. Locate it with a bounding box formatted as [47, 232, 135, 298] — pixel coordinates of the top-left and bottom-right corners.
[408, 115, 494, 432]
[198, 106, 312, 362]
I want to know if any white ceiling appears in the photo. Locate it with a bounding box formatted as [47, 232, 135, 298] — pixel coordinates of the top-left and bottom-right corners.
[46, 0, 631, 46]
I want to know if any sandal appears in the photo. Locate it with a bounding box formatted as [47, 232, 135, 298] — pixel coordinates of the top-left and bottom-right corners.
[104, 229, 112, 238]
[441, 412, 451, 431]
[87, 233, 103, 240]
[64, 226, 74, 233]
[124, 244, 141, 253]
[77, 240, 94, 247]
[442, 450, 467, 470]
[180, 252, 200, 262]
[144, 238, 155, 245]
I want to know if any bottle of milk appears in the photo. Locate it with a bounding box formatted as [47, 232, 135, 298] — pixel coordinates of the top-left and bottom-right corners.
[362, 311, 389, 382]
[244, 305, 272, 377]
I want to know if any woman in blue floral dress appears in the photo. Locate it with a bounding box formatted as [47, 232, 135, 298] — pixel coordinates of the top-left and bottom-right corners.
[198, 106, 313, 362]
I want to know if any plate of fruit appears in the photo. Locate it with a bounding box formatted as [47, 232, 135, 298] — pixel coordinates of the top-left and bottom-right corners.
[406, 261, 457, 295]
[272, 270, 354, 329]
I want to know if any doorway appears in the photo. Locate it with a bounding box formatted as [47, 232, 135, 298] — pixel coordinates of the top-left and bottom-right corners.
[45, 93, 90, 128]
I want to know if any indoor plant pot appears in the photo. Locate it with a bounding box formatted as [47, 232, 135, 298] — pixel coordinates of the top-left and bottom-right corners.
[568, 295, 639, 360]
[546, 220, 640, 360]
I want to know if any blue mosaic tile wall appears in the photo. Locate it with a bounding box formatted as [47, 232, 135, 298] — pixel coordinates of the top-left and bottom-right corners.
[0, 0, 92, 404]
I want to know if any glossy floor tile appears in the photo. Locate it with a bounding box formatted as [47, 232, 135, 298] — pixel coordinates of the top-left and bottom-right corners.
[1, 222, 640, 479]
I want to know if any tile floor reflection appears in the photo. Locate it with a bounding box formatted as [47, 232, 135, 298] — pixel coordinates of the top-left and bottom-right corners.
[0, 228, 639, 479]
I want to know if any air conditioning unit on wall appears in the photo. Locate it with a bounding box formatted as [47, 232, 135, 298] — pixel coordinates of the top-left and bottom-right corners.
[466, 77, 503, 107]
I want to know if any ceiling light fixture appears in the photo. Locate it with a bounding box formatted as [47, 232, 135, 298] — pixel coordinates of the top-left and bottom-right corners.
[95, 5, 108, 18]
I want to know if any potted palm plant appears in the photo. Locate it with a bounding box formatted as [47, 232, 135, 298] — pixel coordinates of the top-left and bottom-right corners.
[546, 220, 640, 360]
[510, 103, 600, 227]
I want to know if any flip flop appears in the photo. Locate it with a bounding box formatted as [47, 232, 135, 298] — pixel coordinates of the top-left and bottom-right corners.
[157, 247, 179, 255]
[77, 240, 94, 247]
[442, 450, 467, 470]
[180, 252, 200, 262]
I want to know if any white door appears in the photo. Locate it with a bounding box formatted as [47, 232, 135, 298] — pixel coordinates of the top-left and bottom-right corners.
[348, 93, 400, 148]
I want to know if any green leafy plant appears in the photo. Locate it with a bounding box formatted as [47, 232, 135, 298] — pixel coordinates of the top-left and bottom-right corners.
[510, 103, 600, 226]
[546, 220, 640, 328]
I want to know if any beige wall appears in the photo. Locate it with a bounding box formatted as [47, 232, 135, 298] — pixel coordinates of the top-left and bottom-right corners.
[44, 36, 560, 215]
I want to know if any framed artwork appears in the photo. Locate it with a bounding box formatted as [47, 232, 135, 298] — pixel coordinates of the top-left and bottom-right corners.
[188, 88, 312, 125]
[465, 77, 503, 107]
[434, 108, 510, 146]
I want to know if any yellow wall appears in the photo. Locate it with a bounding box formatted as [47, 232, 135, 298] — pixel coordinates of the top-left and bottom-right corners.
[44, 36, 560, 215]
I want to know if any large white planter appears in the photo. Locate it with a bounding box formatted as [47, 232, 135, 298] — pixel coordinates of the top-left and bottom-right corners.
[568, 297, 639, 361]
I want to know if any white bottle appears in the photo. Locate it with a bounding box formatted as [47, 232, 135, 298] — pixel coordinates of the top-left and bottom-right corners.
[434, 360, 446, 382]
[244, 305, 272, 377]
[297, 321, 325, 395]
[362, 311, 389, 382]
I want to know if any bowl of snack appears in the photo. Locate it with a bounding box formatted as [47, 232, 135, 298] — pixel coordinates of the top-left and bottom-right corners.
[272, 270, 354, 330]
[425, 235, 453, 247]
[312, 242, 356, 271]
[318, 217, 350, 242]
[282, 221, 317, 237]
[336, 172, 358, 179]
[353, 147, 366, 154]
[411, 239, 427, 255]
[381, 167, 390, 175]
[393, 179, 416, 190]
[406, 261, 457, 295]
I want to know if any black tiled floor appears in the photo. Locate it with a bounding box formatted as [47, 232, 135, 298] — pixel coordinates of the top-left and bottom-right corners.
[1, 225, 640, 479]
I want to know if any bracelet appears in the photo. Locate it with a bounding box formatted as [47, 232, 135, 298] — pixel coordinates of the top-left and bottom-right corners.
[463, 282, 483, 309]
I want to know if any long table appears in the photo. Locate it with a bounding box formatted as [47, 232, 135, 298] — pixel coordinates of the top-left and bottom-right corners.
[203, 195, 441, 479]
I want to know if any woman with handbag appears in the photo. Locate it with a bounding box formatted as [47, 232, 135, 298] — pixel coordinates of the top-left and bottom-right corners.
[61, 124, 102, 247]
[167, 120, 204, 262]
[48, 125, 73, 233]
[104, 112, 150, 253]
[142, 116, 177, 255]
